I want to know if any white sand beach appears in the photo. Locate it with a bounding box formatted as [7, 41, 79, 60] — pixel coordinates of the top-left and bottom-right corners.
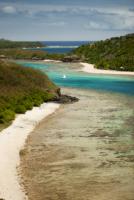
[43, 59, 62, 63]
[80, 62, 134, 76]
[0, 102, 60, 200]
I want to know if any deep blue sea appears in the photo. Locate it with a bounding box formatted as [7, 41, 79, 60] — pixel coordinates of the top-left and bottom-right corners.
[29, 41, 91, 54]
[17, 61, 134, 96]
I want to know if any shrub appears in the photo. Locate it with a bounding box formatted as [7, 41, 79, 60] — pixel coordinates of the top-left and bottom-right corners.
[22, 98, 33, 110]
[0, 61, 58, 125]
[42, 92, 55, 102]
[15, 105, 27, 114]
[0, 109, 15, 123]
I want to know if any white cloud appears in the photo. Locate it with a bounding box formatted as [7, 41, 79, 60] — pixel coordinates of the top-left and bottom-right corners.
[2, 6, 16, 14]
[84, 21, 109, 30]
[84, 7, 134, 31]
[34, 21, 66, 27]
[49, 22, 66, 26]
[0, 3, 134, 32]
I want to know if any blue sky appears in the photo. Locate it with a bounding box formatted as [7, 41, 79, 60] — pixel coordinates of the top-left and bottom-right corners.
[0, 0, 134, 41]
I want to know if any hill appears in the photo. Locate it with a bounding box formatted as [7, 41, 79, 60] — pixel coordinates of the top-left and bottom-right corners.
[0, 39, 44, 49]
[0, 49, 64, 60]
[0, 60, 59, 127]
[73, 33, 134, 71]
[0, 49, 47, 60]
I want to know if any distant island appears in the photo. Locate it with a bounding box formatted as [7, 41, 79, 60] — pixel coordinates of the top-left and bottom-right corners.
[0, 39, 44, 49]
[0, 40, 64, 60]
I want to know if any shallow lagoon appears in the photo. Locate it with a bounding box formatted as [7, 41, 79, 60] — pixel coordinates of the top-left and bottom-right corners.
[18, 61, 134, 95]
[20, 87, 134, 200]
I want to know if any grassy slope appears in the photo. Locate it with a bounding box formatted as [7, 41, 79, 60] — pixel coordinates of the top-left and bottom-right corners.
[0, 60, 59, 127]
[73, 33, 134, 71]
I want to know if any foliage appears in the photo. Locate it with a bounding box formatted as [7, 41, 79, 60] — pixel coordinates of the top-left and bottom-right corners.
[0, 61, 59, 125]
[0, 49, 64, 60]
[0, 39, 65, 61]
[0, 49, 46, 60]
[44, 53, 65, 60]
[0, 109, 15, 123]
[0, 39, 44, 49]
[73, 33, 134, 71]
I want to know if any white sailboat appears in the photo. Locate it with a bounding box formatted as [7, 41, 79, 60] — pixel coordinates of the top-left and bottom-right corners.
[62, 74, 66, 79]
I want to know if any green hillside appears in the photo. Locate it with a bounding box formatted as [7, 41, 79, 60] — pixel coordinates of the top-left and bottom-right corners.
[0, 60, 59, 127]
[0, 49, 64, 60]
[73, 33, 134, 71]
[0, 39, 44, 49]
[0, 49, 47, 60]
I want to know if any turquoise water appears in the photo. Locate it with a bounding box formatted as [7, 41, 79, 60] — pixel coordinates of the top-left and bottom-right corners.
[18, 61, 134, 95]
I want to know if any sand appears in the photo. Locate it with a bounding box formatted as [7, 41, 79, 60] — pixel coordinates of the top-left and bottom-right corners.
[43, 59, 62, 63]
[80, 62, 134, 76]
[0, 102, 60, 200]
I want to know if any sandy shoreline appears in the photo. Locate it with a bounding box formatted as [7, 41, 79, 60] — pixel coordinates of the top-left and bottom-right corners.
[43, 59, 62, 63]
[0, 102, 59, 200]
[80, 62, 134, 76]
[13, 59, 134, 76]
[20, 87, 134, 200]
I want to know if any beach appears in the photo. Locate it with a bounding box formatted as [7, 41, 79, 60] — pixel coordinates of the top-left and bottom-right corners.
[20, 87, 134, 200]
[43, 59, 62, 63]
[0, 102, 59, 200]
[80, 62, 134, 76]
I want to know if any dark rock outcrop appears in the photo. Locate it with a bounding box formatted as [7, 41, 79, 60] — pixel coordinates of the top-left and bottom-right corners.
[62, 55, 81, 63]
[54, 94, 79, 104]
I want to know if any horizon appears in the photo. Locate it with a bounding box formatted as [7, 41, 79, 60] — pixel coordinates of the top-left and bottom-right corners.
[0, 0, 134, 41]
[1, 32, 133, 42]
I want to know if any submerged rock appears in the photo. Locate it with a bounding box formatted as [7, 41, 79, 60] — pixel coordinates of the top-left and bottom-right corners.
[54, 94, 79, 104]
[51, 88, 79, 104]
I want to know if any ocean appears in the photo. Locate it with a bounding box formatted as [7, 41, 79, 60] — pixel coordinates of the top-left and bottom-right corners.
[30, 41, 91, 54]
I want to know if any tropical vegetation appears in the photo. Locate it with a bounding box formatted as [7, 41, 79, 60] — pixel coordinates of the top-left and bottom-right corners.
[0, 49, 65, 60]
[72, 33, 134, 71]
[0, 60, 59, 127]
[0, 39, 43, 49]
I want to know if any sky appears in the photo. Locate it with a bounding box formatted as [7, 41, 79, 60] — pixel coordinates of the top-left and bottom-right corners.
[0, 0, 134, 41]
